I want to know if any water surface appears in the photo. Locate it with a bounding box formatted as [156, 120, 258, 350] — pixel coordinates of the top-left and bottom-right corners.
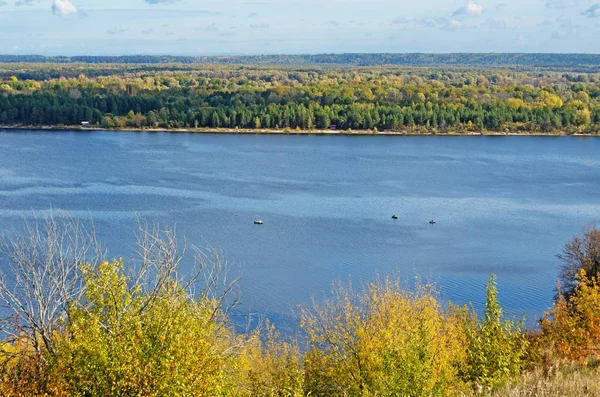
[1, 130, 599, 326]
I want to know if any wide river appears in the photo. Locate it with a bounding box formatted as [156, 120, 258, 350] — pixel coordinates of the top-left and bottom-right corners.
[1, 130, 599, 327]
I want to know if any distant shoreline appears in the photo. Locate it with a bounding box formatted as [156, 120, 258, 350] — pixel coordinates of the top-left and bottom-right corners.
[2, 53, 600, 71]
[1, 125, 598, 137]
[0, 125, 598, 137]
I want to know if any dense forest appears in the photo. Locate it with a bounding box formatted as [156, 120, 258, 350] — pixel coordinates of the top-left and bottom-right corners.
[1, 61, 600, 134]
[2, 53, 600, 70]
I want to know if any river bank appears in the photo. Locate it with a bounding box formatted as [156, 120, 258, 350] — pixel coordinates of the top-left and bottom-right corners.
[1, 125, 599, 137]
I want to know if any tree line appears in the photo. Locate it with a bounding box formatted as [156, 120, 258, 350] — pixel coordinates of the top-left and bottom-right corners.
[1, 64, 600, 134]
[2, 53, 600, 70]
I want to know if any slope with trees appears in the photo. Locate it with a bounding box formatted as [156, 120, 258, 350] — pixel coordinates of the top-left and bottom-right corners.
[1, 63, 600, 134]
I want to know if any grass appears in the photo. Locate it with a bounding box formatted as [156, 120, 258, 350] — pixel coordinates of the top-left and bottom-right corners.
[462, 365, 600, 396]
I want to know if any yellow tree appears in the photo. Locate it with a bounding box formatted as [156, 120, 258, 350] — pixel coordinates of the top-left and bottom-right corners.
[301, 278, 468, 397]
[540, 270, 600, 363]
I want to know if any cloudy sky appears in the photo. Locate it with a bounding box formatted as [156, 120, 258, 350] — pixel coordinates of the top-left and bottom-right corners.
[1, 0, 599, 55]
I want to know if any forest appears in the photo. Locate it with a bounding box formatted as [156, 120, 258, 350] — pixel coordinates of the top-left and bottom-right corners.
[2, 54, 600, 70]
[1, 61, 600, 134]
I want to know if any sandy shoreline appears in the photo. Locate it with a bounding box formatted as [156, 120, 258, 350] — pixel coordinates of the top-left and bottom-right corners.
[0, 125, 598, 137]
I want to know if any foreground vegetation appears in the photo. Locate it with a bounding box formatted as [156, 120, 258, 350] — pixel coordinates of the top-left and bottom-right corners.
[1, 60, 600, 135]
[0, 217, 599, 396]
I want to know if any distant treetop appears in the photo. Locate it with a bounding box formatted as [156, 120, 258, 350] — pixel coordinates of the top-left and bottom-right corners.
[2, 53, 600, 70]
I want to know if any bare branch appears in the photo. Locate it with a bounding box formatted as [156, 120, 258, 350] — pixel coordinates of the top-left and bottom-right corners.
[0, 211, 103, 357]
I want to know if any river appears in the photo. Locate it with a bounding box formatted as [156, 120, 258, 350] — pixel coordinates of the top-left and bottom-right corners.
[1, 129, 599, 327]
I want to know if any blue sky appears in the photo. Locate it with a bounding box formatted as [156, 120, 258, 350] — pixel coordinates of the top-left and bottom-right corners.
[1, 0, 599, 55]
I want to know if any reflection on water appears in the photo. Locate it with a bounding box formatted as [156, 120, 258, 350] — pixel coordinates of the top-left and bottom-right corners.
[1, 130, 599, 326]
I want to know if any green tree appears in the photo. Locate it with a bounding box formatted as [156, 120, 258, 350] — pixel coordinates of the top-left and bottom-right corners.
[55, 259, 236, 397]
[461, 275, 529, 390]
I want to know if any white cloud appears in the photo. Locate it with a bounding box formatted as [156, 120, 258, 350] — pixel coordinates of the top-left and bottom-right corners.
[52, 0, 77, 16]
[583, 4, 600, 17]
[444, 19, 464, 31]
[452, 2, 484, 18]
[440, 19, 477, 31]
[1, 0, 599, 55]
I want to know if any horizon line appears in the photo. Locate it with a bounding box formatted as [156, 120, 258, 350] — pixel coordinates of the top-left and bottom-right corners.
[3, 52, 600, 57]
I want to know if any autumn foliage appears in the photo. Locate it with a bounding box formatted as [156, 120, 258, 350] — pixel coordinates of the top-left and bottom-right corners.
[540, 270, 600, 364]
[300, 279, 467, 396]
[0, 220, 599, 396]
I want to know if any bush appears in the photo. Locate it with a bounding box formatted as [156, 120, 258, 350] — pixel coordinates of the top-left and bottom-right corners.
[0, 218, 246, 396]
[235, 323, 304, 397]
[300, 279, 468, 396]
[540, 270, 600, 364]
[51, 259, 237, 396]
[460, 275, 529, 390]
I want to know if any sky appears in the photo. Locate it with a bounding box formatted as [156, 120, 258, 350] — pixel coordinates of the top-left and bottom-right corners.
[0, 0, 600, 55]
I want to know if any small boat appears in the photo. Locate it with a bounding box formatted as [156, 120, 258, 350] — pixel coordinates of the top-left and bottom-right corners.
[429, 220, 436, 225]
[392, 215, 399, 220]
[254, 220, 264, 225]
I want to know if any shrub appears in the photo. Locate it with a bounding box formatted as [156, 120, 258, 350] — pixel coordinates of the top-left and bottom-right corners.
[235, 323, 304, 397]
[50, 259, 237, 397]
[0, 339, 61, 397]
[301, 279, 468, 396]
[540, 270, 600, 364]
[0, 218, 244, 396]
[460, 275, 529, 390]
